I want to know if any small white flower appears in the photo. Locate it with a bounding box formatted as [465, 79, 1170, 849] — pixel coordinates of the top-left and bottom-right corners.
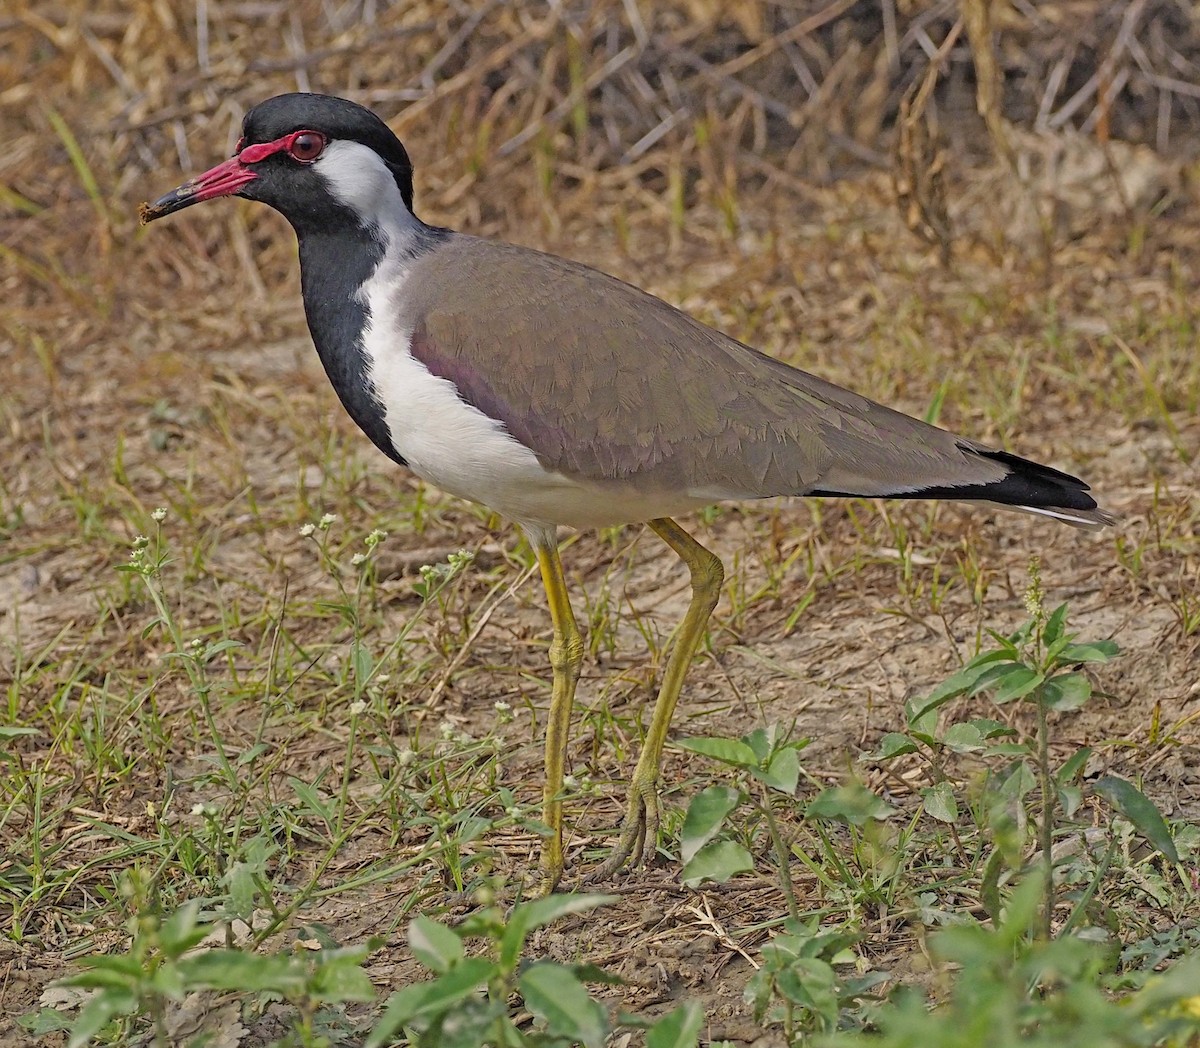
[365, 529, 388, 547]
[132, 535, 149, 549]
[375, 674, 390, 685]
[351, 552, 367, 566]
[298, 523, 315, 538]
[318, 513, 336, 530]
[493, 701, 511, 713]
[151, 507, 167, 523]
[398, 748, 417, 767]
[563, 774, 578, 790]
[349, 700, 368, 716]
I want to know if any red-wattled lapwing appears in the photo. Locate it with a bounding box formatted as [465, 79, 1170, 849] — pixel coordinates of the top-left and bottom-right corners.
[142, 92, 1112, 889]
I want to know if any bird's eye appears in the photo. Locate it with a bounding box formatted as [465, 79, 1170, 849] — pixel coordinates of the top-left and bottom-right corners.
[287, 131, 326, 163]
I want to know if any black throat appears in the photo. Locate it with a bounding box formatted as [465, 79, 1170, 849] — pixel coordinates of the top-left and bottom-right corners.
[296, 224, 407, 467]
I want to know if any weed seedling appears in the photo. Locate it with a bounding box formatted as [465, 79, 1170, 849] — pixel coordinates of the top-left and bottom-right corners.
[367, 891, 702, 1048]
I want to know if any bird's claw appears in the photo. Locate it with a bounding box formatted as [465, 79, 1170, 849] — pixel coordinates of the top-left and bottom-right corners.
[585, 780, 661, 882]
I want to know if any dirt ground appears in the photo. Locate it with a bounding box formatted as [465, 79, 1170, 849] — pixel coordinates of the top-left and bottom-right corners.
[3, 2, 1200, 1045]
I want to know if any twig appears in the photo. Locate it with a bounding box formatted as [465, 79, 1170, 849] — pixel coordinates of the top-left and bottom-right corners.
[425, 562, 537, 706]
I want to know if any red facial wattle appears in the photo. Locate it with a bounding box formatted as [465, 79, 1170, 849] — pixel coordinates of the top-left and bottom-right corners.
[140, 130, 326, 224]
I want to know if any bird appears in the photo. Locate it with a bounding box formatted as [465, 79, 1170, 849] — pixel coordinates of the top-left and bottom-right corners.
[141, 92, 1112, 889]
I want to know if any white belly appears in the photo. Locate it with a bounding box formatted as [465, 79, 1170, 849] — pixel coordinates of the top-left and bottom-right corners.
[357, 257, 705, 533]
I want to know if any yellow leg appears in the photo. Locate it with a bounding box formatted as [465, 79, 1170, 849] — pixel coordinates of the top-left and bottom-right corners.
[534, 539, 584, 892]
[590, 517, 724, 880]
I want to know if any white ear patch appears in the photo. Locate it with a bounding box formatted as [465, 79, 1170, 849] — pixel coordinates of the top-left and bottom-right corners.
[316, 139, 418, 242]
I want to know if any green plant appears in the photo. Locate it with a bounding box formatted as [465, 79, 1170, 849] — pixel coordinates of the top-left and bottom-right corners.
[29, 883, 709, 1048]
[821, 877, 1200, 1048]
[366, 892, 701, 1048]
[744, 920, 886, 1041]
[879, 562, 1181, 939]
[678, 725, 907, 920]
[30, 869, 376, 1048]
[677, 724, 811, 915]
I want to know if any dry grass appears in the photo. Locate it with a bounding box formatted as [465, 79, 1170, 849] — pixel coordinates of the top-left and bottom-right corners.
[2, 1, 1199, 1045]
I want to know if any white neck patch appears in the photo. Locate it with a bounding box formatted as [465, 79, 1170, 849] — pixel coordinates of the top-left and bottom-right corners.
[314, 139, 421, 252]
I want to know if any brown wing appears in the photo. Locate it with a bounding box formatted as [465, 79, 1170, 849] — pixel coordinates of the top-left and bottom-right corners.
[395, 235, 1106, 523]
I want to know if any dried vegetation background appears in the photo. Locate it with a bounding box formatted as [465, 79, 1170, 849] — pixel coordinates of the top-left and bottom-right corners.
[2, 0, 1200, 1043]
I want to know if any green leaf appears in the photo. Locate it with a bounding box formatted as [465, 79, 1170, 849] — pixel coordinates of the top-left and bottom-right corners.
[235, 742, 270, 766]
[983, 623, 1026, 654]
[429, 1003, 511, 1048]
[148, 962, 186, 1002]
[984, 742, 1031, 757]
[61, 955, 143, 988]
[1041, 672, 1092, 711]
[1056, 746, 1093, 785]
[979, 849, 1005, 925]
[922, 781, 958, 823]
[989, 665, 1044, 704]
[1058, 640, 1120, 664]
[907, 651, 1018, 721]
[223, 861, 259, 922]
[1058, 784, 1083, 818]
[310, 956, 376, 1003]
[500, 894, 616, 970]
[180, 951, 305, 994]
[775, 956, 837, 1015]
[288, 777, 333, 823]
[681, 786, 741, 864]
[66, 989, 139, 1048]
[681, 840, 754, 887]
[647, 1001, 704, 1048]
[907, 671, 974, 721]
[409, 915, 464, 974]
[994, 761, 1037, 803]
[0, 726, 39, 740]
[755, 746, 801, 795]
[15, 1009, 73, 1036]
[968, 718, 1017, 740]
[202, 638, 243, 660]
[365, 957, 492, 1048]
[677, 736, 758, 769]
[806, 784, 896, 826]
[1042, 602, 1070, 647]
[942, 722, 986, 754]
[159, 900, 207, 957]
[1094, 776, 1179, 862]
[872, 732, 918, 759]
[967, 661, 1026, 697]
[742, 725, 776, 763]
[352, 641, 373, 684]
[519, 962, 609, 1048]
[903, 697, 938, 739]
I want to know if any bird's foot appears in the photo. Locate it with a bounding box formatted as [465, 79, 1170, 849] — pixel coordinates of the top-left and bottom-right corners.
[524, 869, 559, 899]
[531, 832, 565, 898]
[585, 779, 660, 882]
